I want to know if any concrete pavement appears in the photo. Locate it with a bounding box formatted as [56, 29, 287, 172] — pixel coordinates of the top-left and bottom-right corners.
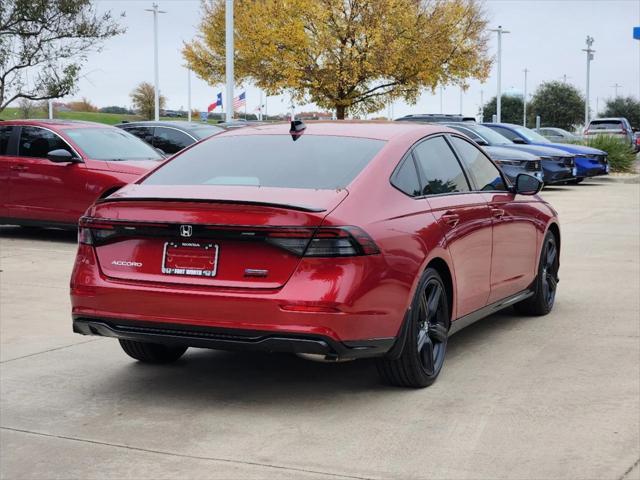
[1, 178, 639, 480]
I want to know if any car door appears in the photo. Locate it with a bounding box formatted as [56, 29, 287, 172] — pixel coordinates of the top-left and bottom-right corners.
[449, 135, 539, 303]
[152, 127, 195, 155]
[0, 125, 17, 218]
[413, 135, 493, 318]
[7, 125, 88, 224]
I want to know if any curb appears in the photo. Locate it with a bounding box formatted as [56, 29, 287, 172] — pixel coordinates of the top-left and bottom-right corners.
[592, 175, 640, 184]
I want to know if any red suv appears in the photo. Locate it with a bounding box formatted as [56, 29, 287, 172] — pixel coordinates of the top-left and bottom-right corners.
[0, 120, 164, 227]
[70, 122, 560, 388]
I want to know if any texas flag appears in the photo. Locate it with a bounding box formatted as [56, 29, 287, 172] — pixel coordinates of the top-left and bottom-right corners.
[207, 92, 222, 112]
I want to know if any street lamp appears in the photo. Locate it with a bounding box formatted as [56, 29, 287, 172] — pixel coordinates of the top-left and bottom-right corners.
[225, 0, 234, 122]
[145, 3, 166, 121]
[611, 83, 622, 98]
[490, 26, 510, 122]
[582, 36, 595, 127]
[523, 68, 529, 127]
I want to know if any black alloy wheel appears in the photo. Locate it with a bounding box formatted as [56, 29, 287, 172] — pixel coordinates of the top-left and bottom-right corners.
[376, 268, 450, 388]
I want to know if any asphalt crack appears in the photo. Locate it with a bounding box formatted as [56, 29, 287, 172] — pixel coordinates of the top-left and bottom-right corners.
[619, 457, 640, 480]
[0, 338, 102, 364]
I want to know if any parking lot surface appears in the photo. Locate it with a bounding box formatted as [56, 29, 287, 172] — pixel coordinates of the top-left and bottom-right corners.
[1, 178, 639, 480]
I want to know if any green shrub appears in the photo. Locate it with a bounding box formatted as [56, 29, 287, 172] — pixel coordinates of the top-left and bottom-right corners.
[578, 135, 636, 173]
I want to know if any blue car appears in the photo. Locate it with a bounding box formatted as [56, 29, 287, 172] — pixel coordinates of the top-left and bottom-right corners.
[443, 122, 577, 185]
[483, 123, 609, 183]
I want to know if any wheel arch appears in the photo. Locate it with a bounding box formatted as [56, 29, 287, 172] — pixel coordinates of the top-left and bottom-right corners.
[546, 221, 561, 254]
[425, 257, 454, 321]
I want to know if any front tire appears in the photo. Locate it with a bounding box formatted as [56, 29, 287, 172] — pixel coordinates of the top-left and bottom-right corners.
[376, 268, 450, 388]
[514, 231, 559, 316]
[119, 339, 187, 364]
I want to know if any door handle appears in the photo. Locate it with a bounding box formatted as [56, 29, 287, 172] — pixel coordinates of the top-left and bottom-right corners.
[491, 208, 505, 219]
[441, 212, 460, 227]
[9, 165, 26, 171]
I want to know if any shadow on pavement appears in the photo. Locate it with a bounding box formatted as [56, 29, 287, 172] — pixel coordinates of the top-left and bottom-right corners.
[0, 226, 77, 244]
[89, 307, 530, 401]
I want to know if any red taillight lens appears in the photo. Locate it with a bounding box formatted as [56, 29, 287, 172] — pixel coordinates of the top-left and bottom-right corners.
[266, 226, 379, 257]
[78, 217, 116, 245]
[78, 227, 93, 245]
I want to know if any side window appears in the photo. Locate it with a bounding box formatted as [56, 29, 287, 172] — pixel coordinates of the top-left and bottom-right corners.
[0, 126, 13, 155]
[123, 126, 154, 144]
[391, 156, 421, 197]
[153, 127, 193, 154]
[413, 136, 470, 195]
[450, 136, 507, 191]
[490, 126, 519, 141]
[19, 126, 73, 158]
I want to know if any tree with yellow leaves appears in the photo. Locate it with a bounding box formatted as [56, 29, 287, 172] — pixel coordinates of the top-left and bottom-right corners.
[184, 0, 491, 119]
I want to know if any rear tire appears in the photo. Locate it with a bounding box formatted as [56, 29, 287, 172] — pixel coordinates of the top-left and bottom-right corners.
[376, 268, 450, 388]
[514, 231, 559, 316]
[119, 339, 187, 364]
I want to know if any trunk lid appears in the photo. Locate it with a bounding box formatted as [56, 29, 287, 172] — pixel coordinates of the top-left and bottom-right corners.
[85, 185, 348, 289]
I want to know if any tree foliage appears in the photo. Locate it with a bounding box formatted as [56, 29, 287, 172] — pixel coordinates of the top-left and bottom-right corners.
[0, 0, 125, 112]
[184, 0, 492, 119]
[68, 97, 97, 112]
[602, 96, 640, 129]
[528, 81, 584, 130]
[130, 82, 166, 120]
[481, 95, 524, 124]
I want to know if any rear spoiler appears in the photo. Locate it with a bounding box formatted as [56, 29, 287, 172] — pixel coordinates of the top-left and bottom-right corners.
[95, 196, 326, 213]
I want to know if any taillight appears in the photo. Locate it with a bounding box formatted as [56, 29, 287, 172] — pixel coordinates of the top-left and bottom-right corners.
[78, 217, 116, 245]
[266, 226, 379, 257]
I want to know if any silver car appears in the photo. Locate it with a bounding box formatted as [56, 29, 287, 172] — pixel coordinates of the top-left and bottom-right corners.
[584, 117, 635, 149]
[537, 127, 580, 143]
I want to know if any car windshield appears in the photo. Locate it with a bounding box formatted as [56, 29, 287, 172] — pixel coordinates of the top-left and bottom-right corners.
[143, 134, 385, 189]
[463, 124, 514, 145]
[511, 125, 551, 143]
[190, 125, 225, 140]
[65, 127, 164, 161]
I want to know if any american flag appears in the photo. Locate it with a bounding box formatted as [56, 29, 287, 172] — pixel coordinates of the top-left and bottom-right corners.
[232, 92, 246, 110]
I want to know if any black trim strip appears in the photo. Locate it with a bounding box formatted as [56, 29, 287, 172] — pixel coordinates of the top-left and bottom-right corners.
[72, 317, 394, 360]
[96, 196, 326, 213]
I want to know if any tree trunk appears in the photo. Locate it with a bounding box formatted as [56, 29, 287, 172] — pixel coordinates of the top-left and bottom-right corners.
[336, 105, 346, 119]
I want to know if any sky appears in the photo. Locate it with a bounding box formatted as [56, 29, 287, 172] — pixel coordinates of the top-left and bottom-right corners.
[51, 0, 640, 119]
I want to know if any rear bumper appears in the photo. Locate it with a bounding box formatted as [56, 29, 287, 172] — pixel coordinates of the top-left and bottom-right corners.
[73, 317, 394, 359]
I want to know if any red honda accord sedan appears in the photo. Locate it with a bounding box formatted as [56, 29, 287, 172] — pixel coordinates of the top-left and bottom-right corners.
[70, 121, 560, 388]
[0, 120, 164, 227]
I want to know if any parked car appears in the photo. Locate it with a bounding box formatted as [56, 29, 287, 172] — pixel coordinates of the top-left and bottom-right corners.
[584, 117, 635, 149]
[537, 127, 580, 143]
[635, 131, 640, 153]
[484, 123, 608, 183]
[440, 122, 576, 185]
[115, 121, 225, 155]
[395, 114, 477, 123]
[71, 121, 560, 388]
[0, 120, 164, 228]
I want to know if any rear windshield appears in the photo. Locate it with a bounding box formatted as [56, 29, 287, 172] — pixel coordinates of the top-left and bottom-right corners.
[142, 134, 385, 189]
[589, 120, 623, 130]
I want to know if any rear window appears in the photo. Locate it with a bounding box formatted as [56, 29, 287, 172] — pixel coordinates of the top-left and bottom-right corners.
[589, 120, 623, 130]
[143, 135, 385, 190]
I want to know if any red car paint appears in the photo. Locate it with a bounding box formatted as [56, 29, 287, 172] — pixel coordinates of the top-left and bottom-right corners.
[70, 122, 558, 351]
[0, 120, 163, 226]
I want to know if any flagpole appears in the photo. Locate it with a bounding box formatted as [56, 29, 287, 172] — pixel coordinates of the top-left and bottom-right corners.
[245, 94, 247, 120]
[259, 90, 263, 121]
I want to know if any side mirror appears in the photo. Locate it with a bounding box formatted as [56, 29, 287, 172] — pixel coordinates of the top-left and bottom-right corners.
[47, 149, 79, 163]
[512, 138, 527, 144]
[514, 173, 543, 195]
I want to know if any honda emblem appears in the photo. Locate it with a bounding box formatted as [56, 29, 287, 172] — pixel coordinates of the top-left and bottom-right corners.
[180, 225, 193, 238]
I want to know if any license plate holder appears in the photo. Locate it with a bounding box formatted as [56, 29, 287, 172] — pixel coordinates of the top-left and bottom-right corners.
[162, 242, 219, 277]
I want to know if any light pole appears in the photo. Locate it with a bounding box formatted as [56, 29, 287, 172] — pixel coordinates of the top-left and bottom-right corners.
[479, 89, 484, 122]
[225, 0, 234, 122]
[611, 83, 622, 98]
[187, 68, 191, 122]
[490, 25, 510, 122]
[583, 35, 595, 127]
[459, 86, 463, 115]
[439, 87, 443, 114]
[523, 68, 528, 127]
[145, 3, 166, 121]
